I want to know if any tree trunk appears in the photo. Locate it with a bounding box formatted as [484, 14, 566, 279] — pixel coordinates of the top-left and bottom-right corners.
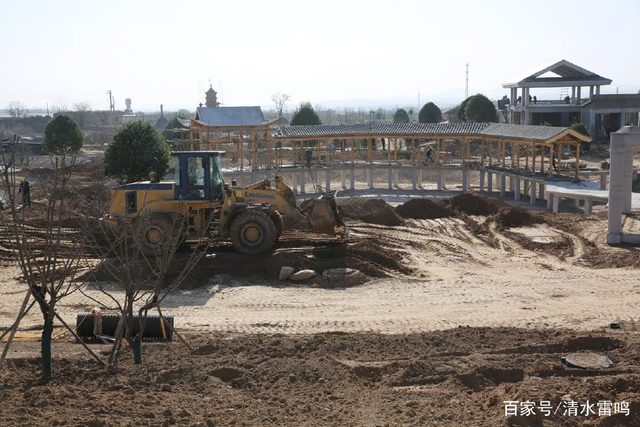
[41, 315, 53, 380]
[132, 336, 142, 364]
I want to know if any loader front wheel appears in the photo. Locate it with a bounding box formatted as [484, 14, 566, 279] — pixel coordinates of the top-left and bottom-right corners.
[269, 210, 284, 241]
[230, 210, 277, 255]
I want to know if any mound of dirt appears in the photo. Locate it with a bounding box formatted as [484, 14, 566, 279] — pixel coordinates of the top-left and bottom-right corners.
[338, 198, 403, 226]
[492, 206, 541, 228]
[447, 192, 510, 216]
[394, 198, 454, 220]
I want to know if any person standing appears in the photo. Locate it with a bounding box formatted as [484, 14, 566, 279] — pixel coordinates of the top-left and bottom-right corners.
[19, 179, 31, 208]
[305, 149, 313, 168]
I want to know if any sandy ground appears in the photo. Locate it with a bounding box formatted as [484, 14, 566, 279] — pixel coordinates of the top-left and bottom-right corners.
[1, 212, 638, 336]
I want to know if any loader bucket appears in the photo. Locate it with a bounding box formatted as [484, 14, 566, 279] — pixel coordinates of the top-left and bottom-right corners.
[308, 192, 346, 237]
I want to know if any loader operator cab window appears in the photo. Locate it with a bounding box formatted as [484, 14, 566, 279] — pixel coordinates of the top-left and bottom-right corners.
[210, 155, 224, 201]
[186, 157, 206, 199]
[174, 152, 224, 201]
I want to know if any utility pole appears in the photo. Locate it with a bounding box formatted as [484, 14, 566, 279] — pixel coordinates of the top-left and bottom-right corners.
[465, 63, 469, 99]
[106, 90, 114, 111]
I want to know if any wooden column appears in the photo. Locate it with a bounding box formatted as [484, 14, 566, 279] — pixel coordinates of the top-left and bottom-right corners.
[489, 141, 494, 167]
[532, 144, 536, 173]
[558, 143, 563, 171]
[393, 139, 398, 163]
[315, 139, 321, 165]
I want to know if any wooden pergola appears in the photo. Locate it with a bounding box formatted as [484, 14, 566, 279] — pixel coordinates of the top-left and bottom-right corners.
[273, 123, 591, 178]
[187, 122, 591, 178]
[188, 119, 276, 171]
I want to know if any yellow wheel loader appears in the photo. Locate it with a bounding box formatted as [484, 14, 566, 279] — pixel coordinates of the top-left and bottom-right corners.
[105, 151, 345, 255]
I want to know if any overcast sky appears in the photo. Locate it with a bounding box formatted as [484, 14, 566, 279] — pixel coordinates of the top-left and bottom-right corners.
[1, 0, 639, 112]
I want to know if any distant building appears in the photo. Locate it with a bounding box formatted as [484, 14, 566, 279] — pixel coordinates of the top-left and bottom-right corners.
[194, 105, 268, 127]
[154, 104, 168, 131]
[124, 98, 133, 114]
[205, 85, 220, 107]
[502, 59, 640, 140]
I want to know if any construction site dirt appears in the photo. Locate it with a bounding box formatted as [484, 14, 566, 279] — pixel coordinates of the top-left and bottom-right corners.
[2, 328, 640, 426]
[2, 177, 640, 426]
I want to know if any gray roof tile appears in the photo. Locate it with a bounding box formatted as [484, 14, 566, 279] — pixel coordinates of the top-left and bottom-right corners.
[195, 106, 267, 127]
[276, 123, 490, 138]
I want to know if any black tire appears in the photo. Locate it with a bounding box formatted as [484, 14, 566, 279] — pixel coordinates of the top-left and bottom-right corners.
[230, 209, 277, 255]
[269, 210, 284, 241]
[75, 313, 174, 341]
[133, 215, 176, 256]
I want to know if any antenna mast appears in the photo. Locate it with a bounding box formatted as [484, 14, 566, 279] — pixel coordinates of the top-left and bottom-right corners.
[106, 90, 114, 111]
[465, 63, 469, 99]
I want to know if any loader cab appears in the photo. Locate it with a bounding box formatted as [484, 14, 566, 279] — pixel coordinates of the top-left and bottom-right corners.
[173, 151, 225, 201]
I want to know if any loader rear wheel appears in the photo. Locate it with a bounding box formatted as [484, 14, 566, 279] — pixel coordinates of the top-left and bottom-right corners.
[230, 210, 277, 255]
[134, 215, 176, 256]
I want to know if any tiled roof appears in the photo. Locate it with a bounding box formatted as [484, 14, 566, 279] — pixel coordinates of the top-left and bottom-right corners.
[478, 123, 567, 141]
[274, 122, 589, 143]
[582, 94, 640, 110]
[276, 123, 490, 138]
[503, 59, 612, 88]
[195, 106, 267, 127]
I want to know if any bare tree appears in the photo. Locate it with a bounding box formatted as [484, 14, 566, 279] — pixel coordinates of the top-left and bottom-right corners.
[82, 201, 209, 367]
[7, 101, 28, 118]
[51, 97, 69, 114]
[271, 93, 291, 117]
[73, 102, 91, 112]
[0, 135, 104, 379]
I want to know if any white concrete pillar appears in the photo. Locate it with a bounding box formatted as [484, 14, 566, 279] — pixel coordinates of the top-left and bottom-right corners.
[607, 127, 639, 244]
[576, 86, 582, 104]
[300, 170, 306, 194]
[499, 174, 506, 197]
[479, 171, 485, 192]
[538, 183, 545, 200]
[350, 167, 356, 190]
[369, 166, 374, 189]
[547, 192, 553, 211]
[292, 172, 298, 195]
[487, 172, 493, 193]
[585, 198, 593, 216]
[387, 167, 393, 190]
[529, 181, 536, 205]
[411, 167, 417, 190]
[325, 169, 331, 191]
[418, 168, 423, 189]
[462, 169, 469, 192]
[513, 176, 520, 201]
